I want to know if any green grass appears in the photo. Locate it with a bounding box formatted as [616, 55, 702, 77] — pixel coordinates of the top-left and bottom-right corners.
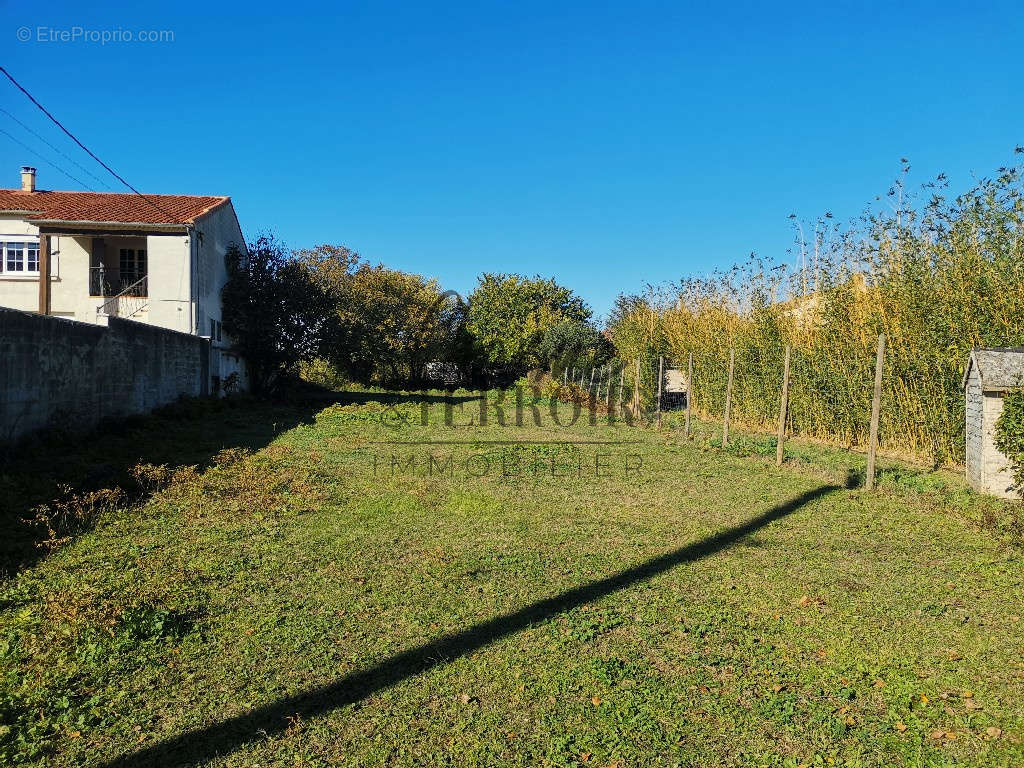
[1, 392, 1022, 767]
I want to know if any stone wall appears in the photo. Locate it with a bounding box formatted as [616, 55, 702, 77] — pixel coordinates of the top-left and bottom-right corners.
[0, 307, 210, 443]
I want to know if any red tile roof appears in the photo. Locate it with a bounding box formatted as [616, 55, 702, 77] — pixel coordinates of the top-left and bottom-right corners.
[0, 188, 229, 226]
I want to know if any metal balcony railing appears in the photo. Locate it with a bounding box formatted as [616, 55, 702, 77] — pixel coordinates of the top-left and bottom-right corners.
[89, 267, 113, 296]
[96, 275, 149, 318]
[89, 268, 147, 297]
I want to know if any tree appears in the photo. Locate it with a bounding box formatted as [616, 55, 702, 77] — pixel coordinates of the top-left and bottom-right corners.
[297, 245, 456, 384]
[537, 318, 605, 373]
[465, 274, 590, 377]
[221, 234, 333, 394]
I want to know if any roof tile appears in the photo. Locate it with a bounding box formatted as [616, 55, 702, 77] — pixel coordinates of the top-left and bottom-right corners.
[0, 188, 229, 225]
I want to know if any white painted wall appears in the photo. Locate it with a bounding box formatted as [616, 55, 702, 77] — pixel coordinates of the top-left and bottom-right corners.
[0, 227, 99, 321]
[981, 393, 1016, 498]
[965, 368, 983, 489]
[0, 216, 46, 313]
[0, 202, 248, 392]
[190, 203, 248, 391]
[145, 233, 192, 333]
[0, 203, 242, 340]
[192, 202, 245, 341]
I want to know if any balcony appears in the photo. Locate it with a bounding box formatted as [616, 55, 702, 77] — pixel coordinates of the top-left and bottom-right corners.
[90, 268, 147, 298]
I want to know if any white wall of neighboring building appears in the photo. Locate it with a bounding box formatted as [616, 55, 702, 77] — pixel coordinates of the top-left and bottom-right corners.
[0, 216, 45, 313]
[0, 201, 248, 393]
[51, 235, 97, 320]
[145, 233, 192, 333]
[191, 203, 248, 391]
[0, 202, 243, 338]
[193, 202, 245, 339]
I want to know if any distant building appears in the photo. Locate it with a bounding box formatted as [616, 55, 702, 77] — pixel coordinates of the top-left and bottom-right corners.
[662, 365, 688, 410]
[0, 166, 246, 390]
[962, 348, 1024, 498]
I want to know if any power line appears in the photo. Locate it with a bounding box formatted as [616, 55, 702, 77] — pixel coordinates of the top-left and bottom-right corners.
[0, 107, 112, 189]
[0, 127, 95, 190]
[0, 65, 180, 221]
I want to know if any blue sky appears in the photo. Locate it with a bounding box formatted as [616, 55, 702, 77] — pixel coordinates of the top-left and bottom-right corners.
[2, 1, 1021, 320]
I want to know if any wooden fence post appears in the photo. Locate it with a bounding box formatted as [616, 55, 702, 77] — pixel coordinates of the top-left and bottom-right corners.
[38, 234, 51, 315]
[656, 355, 664, 428]
[776, 345, 791, 466]
[865, 333, 886, 490]
[722, 348, 735, 446]
[617, 366, 625, 415]
[685, 351, 693, 439]
[633, 358, 642, 417]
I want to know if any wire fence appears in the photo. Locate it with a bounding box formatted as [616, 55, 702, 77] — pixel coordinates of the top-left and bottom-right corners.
[554, 335, 918, 486]
[653, 336, 926, 481]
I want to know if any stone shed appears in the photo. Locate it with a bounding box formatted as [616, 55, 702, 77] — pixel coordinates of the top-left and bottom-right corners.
[962, 348, 1024, 498]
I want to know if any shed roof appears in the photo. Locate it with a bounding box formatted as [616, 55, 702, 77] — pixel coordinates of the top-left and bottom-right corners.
[962, 348, 1024, 391]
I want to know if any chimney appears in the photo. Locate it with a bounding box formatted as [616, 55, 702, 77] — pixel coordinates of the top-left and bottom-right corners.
[20, 166, 36, 193]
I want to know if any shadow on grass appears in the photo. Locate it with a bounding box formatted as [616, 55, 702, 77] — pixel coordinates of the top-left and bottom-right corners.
[99, 483, 842, 768]
[0, 385, 479, 577]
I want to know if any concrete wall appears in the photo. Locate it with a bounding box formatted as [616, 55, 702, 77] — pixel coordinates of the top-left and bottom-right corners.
[965, 368, 983, 489]
[0, 307, 210, 444]
[965, 366, 1019, 499]
[981, 393, 1017, 498]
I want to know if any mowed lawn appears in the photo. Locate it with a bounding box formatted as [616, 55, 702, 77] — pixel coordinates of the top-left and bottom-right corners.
[2, 392, 1023, 767]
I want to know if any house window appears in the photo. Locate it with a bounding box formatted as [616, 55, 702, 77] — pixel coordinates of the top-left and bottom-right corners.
[1, 239, 40, 275]
[216, 320, 222, 342]
[119, 248, 146, 284]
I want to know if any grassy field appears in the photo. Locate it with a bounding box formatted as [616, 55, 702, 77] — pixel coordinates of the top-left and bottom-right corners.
[1, 390, 1022, 767]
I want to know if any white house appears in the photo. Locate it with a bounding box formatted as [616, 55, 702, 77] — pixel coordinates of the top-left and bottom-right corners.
[963, 348, 1024, 499]
[0, 166, 246, 389]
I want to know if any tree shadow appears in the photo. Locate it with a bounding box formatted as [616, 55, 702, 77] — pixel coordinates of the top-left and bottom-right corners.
[98, 483, 841, 768]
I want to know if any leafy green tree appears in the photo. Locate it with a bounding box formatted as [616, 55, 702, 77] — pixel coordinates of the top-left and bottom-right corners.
[538, 318, 604, 373]
[466, 274, 590, 376]
[221, 234, 333, 394]
[297, 245, 455, 384]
